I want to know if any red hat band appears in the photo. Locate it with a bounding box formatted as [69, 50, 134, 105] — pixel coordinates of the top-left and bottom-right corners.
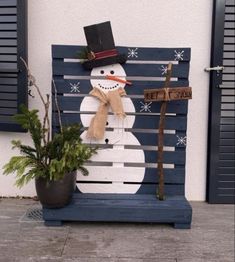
[88, 49, 118, 61]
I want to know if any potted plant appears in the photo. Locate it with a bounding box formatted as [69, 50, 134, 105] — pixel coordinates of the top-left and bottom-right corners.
[3, 59, 97, 208]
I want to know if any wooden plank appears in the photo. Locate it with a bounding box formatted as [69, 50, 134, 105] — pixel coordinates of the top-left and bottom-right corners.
[144, 149, 185, 165]
[0, 77, 17, 85]
[77, 166, 185, 183]
[144, 87, 192, 102]
[0, 115, 15, 123]
[220, 145, 235, 153]
[0, 31, 17, 38]
[0, 55, 17, 62]
[0, 93, 17, 100]
[88, 148, 185, 165]
[219, 160, 235, 167]
[52, 45, 191, 61]
[0, 0, 16, 6]
[0, 47, 17, 54]
[220, 131, 235, 138]
[225, 14, 235, 21]
[225, 6, 235, 13]
[53, 95, 188, 114]
[224, 22, 235, 29]
[43, 194, 192, 227]
[220, 138, 235, 146]
[224, 37, 235, 44]
[220, 152, 235, 160]
[0, 7, 16, 14]
[221, 117, 235, 124]
[0, 122, 25, 132]
[53, 79, 190, 96]
[134, 131, 187, 148]
[0, 85, 17, 92]
[52, 60, 189, 78]
[219, 167, 235, 174]
[53, 113, 187, 131]
[76, 184, 185, 195]
[0, 100, 17, 107]
[0, 39, 17, 46]
[218, 188, 235, 195]
[218, 174, 235, 181]
[55, 128, 186, 148]
[0, 15, 17, 22]
[0, 23, 17, 30]
[0, 62, 17, 71]
[0, 107, 17, 115]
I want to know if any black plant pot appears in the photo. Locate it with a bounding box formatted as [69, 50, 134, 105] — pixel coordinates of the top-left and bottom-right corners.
[35, 171, 77, 208]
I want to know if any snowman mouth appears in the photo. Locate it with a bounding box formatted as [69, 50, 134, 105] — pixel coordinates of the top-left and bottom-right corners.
[98, 83, 119, 90]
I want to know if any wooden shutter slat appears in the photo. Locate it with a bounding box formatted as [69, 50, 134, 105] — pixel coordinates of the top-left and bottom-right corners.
[0, 31, 17, 38]
[0, 85, 17, 92]
[0, 7, 16, 14]
[0, 23, 17, 30]
[0, 100, 17, 107]
[0, 0, 27, 132]
[0, 0, 17, 7]
[0, 15, 17, 22]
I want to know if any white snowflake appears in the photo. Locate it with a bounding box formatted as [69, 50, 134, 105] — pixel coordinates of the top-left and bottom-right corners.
[70, 82, 80, 93]
[176, 135, 187, 146]
[127, 48, 138, 58]
[159, 65, 168, 75]
[174, 50, 184, 61]
[140, 101, 152, 112]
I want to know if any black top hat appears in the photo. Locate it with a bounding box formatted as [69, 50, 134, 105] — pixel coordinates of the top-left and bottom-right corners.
[82, 21, 127, 70]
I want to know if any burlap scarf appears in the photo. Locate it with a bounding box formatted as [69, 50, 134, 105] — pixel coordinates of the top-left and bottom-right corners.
[86, 87, 126, 140]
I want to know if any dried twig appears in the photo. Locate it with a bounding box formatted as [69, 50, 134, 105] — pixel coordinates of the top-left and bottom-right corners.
[52, 79, 63, 134]
[157, 63, 172, 200]
[20, 57, 50, 145]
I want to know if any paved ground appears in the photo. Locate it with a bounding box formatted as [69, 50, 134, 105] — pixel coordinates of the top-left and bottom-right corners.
[0, 199, 234, 262]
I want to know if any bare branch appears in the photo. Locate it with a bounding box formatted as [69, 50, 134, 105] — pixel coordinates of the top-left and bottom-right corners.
[20, 57, 46, 106]
[52, 79, 63, 133]
[20, 56, 51, 146]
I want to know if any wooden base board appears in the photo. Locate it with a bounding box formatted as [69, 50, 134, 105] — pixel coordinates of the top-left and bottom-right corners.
[43, 193, 192, 229]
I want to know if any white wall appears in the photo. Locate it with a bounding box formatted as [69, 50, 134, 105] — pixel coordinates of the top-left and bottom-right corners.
[0, 0, 213, 200]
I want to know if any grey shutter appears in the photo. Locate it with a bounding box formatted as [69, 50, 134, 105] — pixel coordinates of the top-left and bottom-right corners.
[0, 0, 27, 132]
[218, 0, 235, 203]
[207, 0, 235, 204]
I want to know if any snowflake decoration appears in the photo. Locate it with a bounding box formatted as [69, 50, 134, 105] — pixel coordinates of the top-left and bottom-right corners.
[176, 135, 187, 146]
[127, 48, 138, 58]
[159, 65, 168, 75]
[140, 101, 152, 113]
[70, 82, 80, 93]
[174, 50, 184, 61]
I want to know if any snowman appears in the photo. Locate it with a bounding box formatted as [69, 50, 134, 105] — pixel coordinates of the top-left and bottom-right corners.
[77, 21, 145, 193]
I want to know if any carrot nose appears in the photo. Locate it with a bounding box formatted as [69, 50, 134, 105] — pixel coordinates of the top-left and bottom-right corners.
[105, 75, 132, 85]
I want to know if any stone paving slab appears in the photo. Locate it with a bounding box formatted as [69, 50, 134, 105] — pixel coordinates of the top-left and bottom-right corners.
[0, 198, 234, 262]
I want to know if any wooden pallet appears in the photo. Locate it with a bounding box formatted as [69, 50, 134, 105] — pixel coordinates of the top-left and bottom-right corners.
[43, 193, 192, 229]
[44, 44, 193, 228]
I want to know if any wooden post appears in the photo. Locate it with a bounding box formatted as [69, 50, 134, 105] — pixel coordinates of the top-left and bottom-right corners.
[144, 63, 192, 200]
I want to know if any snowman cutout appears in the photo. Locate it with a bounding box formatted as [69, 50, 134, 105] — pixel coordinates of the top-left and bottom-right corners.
[77, 21, 145, 193]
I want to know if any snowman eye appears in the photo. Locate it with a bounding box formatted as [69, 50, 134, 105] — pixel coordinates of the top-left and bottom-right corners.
[100, 70, 104, 74]
[110, 70, 114, 75]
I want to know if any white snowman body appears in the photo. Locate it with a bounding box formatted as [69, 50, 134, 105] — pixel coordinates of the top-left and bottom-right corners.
[78, 64, 145, 193]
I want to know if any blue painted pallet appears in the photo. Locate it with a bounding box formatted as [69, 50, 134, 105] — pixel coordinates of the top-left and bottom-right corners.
[45, 44, 192, 228]
[43, 193, 192, 229]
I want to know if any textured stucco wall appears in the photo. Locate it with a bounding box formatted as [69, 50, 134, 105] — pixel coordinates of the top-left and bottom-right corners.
[0, 0, 213, 200]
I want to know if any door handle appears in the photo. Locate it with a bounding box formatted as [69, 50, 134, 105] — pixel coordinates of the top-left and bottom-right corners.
[204, 66, 224, 73]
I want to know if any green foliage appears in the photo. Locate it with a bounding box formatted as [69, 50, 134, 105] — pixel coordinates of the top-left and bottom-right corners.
[77, 47, 89, 63]
[3, 106, 97, 188]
